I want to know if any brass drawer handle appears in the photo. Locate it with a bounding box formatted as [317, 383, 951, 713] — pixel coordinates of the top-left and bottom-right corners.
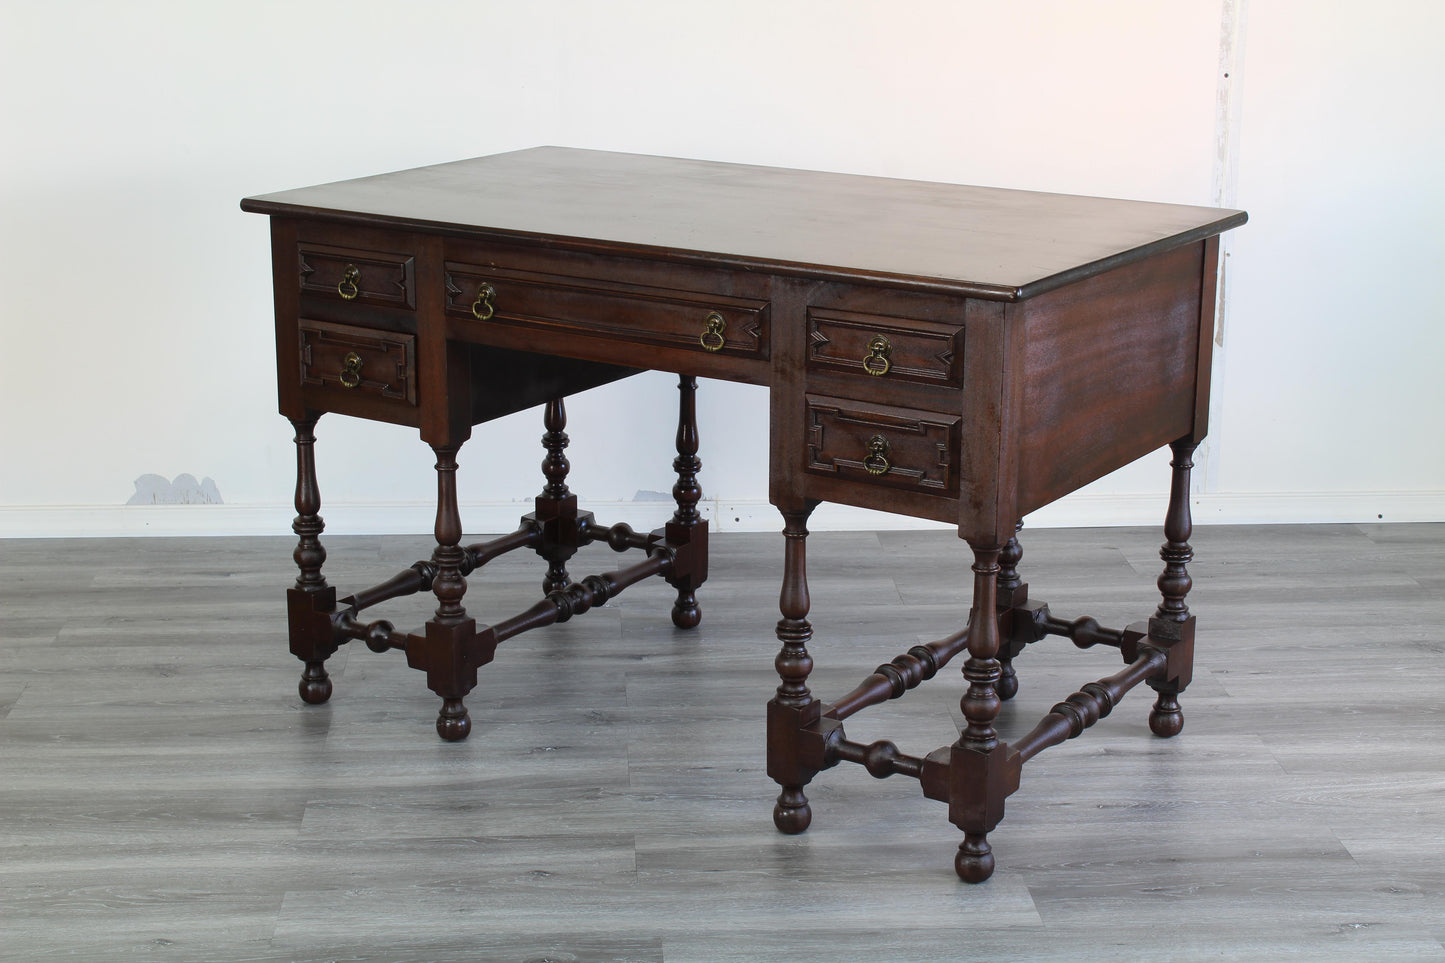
[863, 435, 891, 476]
[338, 351, 364, 388]
[699, 311, 726, 352]
[471, 282, 496, 321]
[338, 264, 361, 301]
[862, 334, 892, 376]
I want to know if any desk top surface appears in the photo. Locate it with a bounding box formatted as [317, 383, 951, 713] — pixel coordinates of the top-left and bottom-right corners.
[242, 147, 1244, 300]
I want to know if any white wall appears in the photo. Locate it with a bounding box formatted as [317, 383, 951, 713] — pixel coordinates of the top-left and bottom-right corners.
[1, 0, 1440, 537]
[1214, 1, 1445, 513]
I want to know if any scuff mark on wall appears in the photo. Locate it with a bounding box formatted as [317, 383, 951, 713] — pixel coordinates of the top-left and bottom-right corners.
[126, 474, 223, 505]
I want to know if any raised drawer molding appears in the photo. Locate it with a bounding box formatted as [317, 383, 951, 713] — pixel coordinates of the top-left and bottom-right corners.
[805, 394, 961, 496]
[299, 319, 416, 405]
[807, 307, 963, 387]
[298, 242, 416, 309]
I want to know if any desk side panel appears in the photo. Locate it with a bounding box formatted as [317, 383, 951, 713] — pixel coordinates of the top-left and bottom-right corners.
[1189, 235, 1221, 444]
[1016, 243, 1205, 516]
[269, 218, 304, 420]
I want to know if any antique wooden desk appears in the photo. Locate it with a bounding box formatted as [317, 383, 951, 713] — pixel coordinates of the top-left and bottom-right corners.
[242, 148, 1245, 882]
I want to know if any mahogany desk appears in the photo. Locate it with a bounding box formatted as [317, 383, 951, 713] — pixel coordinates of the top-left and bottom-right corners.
[242, 148, 1246, 882]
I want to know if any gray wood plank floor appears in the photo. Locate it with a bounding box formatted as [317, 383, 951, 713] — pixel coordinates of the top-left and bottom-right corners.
[2, 523, 1442, 962]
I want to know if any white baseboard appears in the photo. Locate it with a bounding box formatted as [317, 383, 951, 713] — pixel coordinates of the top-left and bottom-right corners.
[1, 491, 1442, 538]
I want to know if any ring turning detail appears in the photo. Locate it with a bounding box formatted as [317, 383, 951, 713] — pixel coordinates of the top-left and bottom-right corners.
[244, 146, 1244, 885]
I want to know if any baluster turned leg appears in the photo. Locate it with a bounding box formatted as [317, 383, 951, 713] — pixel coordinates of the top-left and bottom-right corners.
[995, 523, 1024, 701]
[427, 444, 475, 741]
[666, 375, 707, 629]
[768, 504, 819, 833]
[288, 416, 339, 705]
[536, 397, 576, 595]
[951, 543, 1009, 882]
[1148, 439, 1199, 737]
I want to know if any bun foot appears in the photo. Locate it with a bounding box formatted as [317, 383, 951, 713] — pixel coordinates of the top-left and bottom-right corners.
[955, 832, 995, 883]
[997, 660, 1019, 701]
[1149, 692, 1184, 737]
[298, 662, 332, 704]
[671, 592, 701, 629]
[772, 787, 812, 834]
[436, 698, 472, 741]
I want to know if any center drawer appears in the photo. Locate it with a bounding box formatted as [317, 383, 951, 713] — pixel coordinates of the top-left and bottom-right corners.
[444, 259, 770, 361]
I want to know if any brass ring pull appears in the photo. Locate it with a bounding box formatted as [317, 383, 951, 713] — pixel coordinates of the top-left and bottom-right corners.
[862, 334, 892, 376]
[863, 435, 891, 476]
[338, 351, 363, 388]
[699, 311, 726, 352]
[338, 264, 361, 301]
[471, 282, 496, 321]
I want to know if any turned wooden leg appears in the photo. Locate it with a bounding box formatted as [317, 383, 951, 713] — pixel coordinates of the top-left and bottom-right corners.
[666, 375, 707, 629]
[767, 504, 820, 834]
[952, 542, 1006, 883]
[535, 397, 577, 595]
[287, 415, 339, 705]
[425, 444, 476, 741]
[1148, 439, 1199, 738]
[995, 523, 1024, 701]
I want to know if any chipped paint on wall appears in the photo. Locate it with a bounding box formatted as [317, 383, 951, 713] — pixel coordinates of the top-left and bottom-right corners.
[127, 474, 223, 505]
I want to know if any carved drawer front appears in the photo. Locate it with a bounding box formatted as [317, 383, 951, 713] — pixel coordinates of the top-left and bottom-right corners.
[807, 308, 963, 386]
[299, 319, 417, 405]
[445, 262, 769, 359]
[298, 242, 416, 310]
[805, 394, 961, 495]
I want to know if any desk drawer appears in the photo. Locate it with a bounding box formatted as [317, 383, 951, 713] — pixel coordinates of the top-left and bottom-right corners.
[805, 394, 960, 496]
[299, 319, 417, 406]
[298, 241, 416, 310]
[444, 261, 769, 360]
[807, 307, 963, 387]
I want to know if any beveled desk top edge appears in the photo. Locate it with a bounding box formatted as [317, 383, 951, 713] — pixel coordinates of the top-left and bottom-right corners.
[242, 146, 1246, 302]
[238, 198, 1035, 301]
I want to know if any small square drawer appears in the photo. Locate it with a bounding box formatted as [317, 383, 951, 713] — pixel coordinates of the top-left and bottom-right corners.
[299, 319, 417, 405]
[807, 307, 963, 386]
[444, 261, 769, 360]
[298, 242, 416, 309]
[805, 394, 960, 496]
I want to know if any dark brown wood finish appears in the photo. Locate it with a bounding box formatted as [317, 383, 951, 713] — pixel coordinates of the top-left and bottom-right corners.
[242, 147, 1244, 298]
[1146, 438, 1201, 738]
[664, 375, 707, 630]
[244, 148, 1245, 884]
[413, 443, 476, 742]
[767, 503, 821, 835]
[287, 414, 337, 706]
[1014, 243, 1207, 516]
[533, 397, 577, 595]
